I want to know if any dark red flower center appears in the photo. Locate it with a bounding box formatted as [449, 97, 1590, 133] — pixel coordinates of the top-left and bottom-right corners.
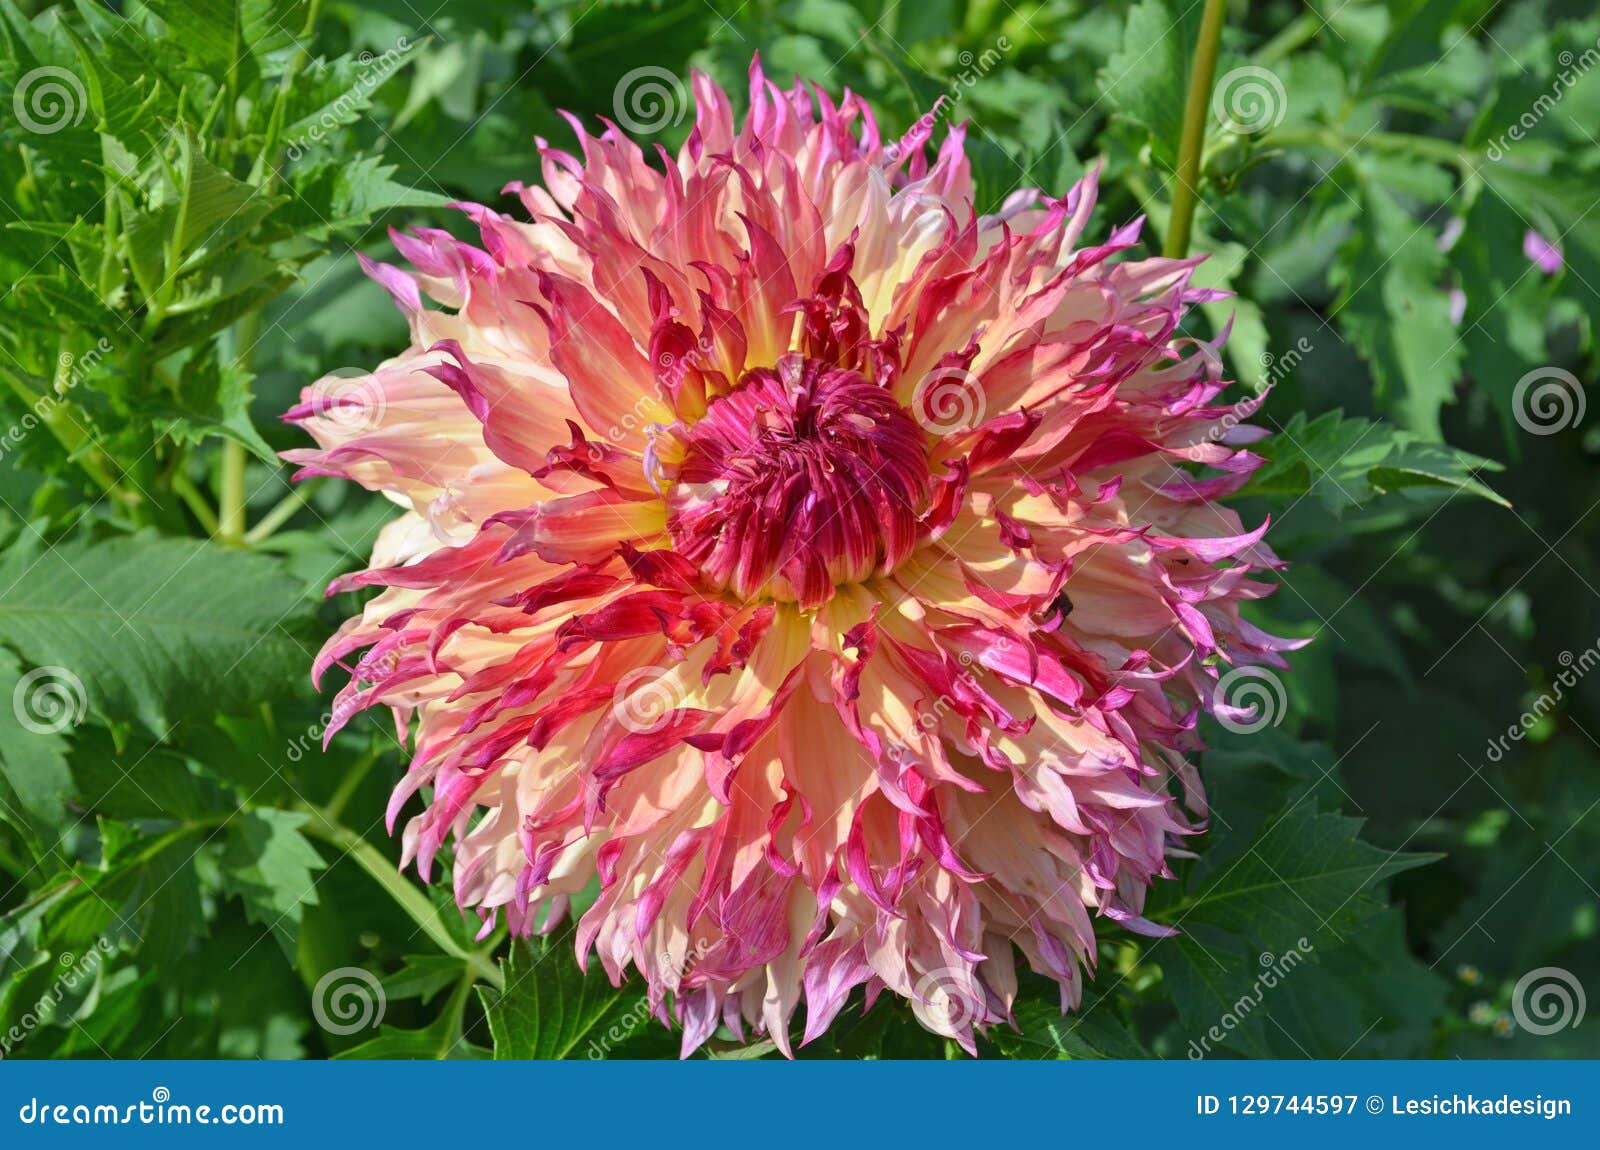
[665, 356, 930, 607]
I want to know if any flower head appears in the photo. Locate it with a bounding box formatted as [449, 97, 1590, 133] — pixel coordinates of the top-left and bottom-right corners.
[286, 57, 1297, 1055]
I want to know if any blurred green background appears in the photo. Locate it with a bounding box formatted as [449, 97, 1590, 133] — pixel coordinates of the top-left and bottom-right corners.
[0, 0, 1596, 1059]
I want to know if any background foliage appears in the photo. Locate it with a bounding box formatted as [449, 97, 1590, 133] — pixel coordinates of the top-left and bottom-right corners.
[0, 0, 1595, 1060]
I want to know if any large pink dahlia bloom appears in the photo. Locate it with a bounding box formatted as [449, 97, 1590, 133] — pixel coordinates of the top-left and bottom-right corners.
[287, 59, 1297, 1055]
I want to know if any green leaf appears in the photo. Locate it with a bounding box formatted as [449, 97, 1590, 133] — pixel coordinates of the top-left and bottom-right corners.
[220, 808, 326, 957]
[68, 727, 230, 823]
[281, 42, 424, 144]
[0, 533, 318, 734]
[141, 0, 307, 73]
[1159, 928, 1277, 1058]
[1266, 909, 1447, 1058]
[336, 977, 484, 1060]
[151, 262, 297, 357]
[1197, 730, 1350, 867]
[991, 994, 1152, 1060]
[1163, 909, 1447, 1059]
[334, 1017, 486, 1059]
[1243, 409, 1507, 514]
[106, 816, 206, 971]
[479, 934, 674, 1060]
[0, 647, 75, 836]
[138, 346, 278, 463]
[381, 954, 471, 1006]
[281, 155, 448, 239]
[1101, 0, 1196, 168]
[170, 138, 282, 271]
[1160, 807, 1438, 939]
[1155, 800, 1445, 1060]
[1359, 0, 1469, 95]
[1331, 168, 1463, 437]
[36, 816, 209, 970]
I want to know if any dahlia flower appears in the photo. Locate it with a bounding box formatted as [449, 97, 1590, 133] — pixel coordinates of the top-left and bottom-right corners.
[286, 58, 1297, 1055]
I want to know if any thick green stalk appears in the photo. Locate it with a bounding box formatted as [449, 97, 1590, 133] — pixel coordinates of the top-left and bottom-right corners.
[1165, 0, 1232, 259]
[216, 441, 247, 542]
[217, 308, 261, 543]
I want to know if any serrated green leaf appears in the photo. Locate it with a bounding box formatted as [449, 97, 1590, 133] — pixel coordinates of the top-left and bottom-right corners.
[1331, 168, 1464, 437]
[282, 41, 424, 143]
[171, 138, 282, 270]
[479, 934, 674, 1060]
[0, 533, 317, 734]
[1159, 927, 1278, 1058]
[1101, 0, 1195, 168]
[221, 807, 325, 957]
[992, 995, 1152, 1060]
[141, 0, 306, 73]
[336, 976, 484, 1060]
[138, 344, 278, 463]
[280, 155, 449, 238]
[0, 646, 74, 836]
[1160, 807, 1439, 938]
[1244, 409, 1507, 514]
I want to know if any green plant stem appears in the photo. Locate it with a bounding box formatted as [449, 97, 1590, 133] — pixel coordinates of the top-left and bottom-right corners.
[322, 744, 379, 821]
[1255, 9, 1320, 66]
[217, 308, 262, 544]
[172, 471, 220, 533]
[1263, 125, 1477, 173]
[299, 806, 503, 989]
[243, 481, 319, 543]
[0, 362, 132, 505]
[1165, 0, 1232, 259]
[216, 441, 247, 542]
[117, 800, 501, 987]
